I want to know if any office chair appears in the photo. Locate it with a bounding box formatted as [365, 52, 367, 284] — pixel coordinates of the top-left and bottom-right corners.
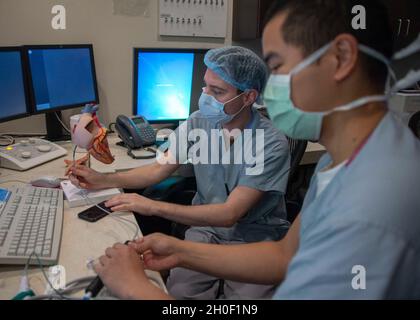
[409, 111, 420, 139]
[286, 138, 308, 183]
[284, 138, 308, 224]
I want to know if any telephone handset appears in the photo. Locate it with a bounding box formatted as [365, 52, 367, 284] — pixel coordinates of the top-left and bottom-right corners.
[115, 115, 156, 150]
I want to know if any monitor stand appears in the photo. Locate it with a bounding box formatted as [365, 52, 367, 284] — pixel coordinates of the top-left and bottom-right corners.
[45, 112, 71, 142]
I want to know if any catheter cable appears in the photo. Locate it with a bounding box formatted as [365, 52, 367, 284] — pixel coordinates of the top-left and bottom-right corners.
[54, 112, 72, 134]
[72, 145, 140, 240]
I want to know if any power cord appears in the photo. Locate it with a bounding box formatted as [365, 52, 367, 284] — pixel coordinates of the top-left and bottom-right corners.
[54, 112, 72, 134]
[25, 276, 98, 300]
[17, 250, 116, 300]
[0, 135, 15, 146]
[0, 133, 46, 137]
[18, 252, 69, 300]
[80, 190, 141, 241]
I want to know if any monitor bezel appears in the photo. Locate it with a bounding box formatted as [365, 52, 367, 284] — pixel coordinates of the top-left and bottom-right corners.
[0, 47, 32, 124]
[23, 44, 100, 115]
[133, 48, 209, 124]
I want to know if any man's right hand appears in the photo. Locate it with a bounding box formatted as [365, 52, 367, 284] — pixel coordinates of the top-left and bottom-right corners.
[66, 165, 113, 190]
[130, 234, 183, 272]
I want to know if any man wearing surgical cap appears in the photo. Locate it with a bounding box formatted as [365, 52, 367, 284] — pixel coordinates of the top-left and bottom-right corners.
[69, 46, 291, 300]
[204, 46, 269, 95]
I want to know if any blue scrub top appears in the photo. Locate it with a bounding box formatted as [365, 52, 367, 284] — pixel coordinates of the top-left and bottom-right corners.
[274, 112, 420, 299]
[170, 108, 291, 243]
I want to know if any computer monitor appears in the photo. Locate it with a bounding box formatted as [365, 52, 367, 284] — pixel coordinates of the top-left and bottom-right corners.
[25, 44, 99, 114]
[0, 47, 31, 123]
[133, 48, 208, 125]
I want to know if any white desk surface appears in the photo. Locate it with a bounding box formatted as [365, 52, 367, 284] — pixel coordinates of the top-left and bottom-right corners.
[0, 139, 164, 300]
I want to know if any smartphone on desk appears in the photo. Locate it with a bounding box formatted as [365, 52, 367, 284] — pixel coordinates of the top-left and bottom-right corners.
[78, 201, 110, 223]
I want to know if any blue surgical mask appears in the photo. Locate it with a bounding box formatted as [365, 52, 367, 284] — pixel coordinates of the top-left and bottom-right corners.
[263, 42, 393, 141]
[199, 90, 247, 126]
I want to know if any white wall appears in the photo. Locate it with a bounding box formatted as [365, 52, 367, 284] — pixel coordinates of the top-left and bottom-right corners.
[0, 0, 235, 134]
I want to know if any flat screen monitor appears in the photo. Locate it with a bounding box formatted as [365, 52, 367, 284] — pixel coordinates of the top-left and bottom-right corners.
[0, 47, 31, 123]
[133, 48, 208, 124]
[25, 44, 99, 114]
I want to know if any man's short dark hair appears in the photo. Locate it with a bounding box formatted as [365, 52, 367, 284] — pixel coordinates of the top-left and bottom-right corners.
[264, 0, 393, 90]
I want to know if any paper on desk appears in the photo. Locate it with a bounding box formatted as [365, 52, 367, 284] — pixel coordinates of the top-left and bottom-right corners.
[60, 180, 121, 208]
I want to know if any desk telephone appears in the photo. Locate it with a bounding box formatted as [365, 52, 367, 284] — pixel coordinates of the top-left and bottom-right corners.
[115, 115, 157, 150]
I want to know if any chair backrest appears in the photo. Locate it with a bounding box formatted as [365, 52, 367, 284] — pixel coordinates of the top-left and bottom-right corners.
[286, 137, 308, 181]
[408, 111, 420, 139]
[284, 138, 308, 224]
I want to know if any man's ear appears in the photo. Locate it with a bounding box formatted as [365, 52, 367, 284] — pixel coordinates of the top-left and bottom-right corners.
[332, 34, 359, 82]
[244, 89, 258, 106]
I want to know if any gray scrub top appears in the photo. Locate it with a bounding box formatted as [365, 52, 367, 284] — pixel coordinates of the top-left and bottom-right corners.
[170, 107, 291, 243]
[274, 112, 420, 300]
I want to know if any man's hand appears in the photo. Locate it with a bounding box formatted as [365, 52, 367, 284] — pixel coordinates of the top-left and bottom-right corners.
[94, 243, 167, 300]
[105, 193, 157, 215]
[130, 234, 183, 271]
[66, 165, 112, 190]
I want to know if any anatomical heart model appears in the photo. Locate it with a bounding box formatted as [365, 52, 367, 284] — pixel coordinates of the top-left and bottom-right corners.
[65, 105, 115, 169]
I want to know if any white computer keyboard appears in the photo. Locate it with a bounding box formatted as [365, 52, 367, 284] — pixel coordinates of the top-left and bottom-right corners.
[0, 138, 67, 171]
[0, 185, 64, 265]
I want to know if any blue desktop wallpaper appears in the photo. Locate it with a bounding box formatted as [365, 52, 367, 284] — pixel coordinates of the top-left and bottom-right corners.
[28, 48, 96, 111]
[136, 52, 194, 121]
[0, 51, 27, 120]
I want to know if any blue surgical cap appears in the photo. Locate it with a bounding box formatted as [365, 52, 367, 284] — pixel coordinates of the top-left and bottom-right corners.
[204, 46, 269, 94]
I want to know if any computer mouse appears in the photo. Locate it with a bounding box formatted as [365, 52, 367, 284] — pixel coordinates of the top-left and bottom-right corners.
[30, 176, 62, 189]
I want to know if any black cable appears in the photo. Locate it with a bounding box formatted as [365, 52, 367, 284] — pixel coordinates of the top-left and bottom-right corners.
[54, 112, 72, 134]
[0, 133, 46, 138]
[0, 135, 14, 146]
[85, 241, 132, 299]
